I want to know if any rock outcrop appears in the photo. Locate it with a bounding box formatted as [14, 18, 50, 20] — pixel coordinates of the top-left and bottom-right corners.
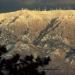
[0, 10, 75, 75]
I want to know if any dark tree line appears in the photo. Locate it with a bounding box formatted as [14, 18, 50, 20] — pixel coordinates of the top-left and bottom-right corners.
[0, 45, 51, 75]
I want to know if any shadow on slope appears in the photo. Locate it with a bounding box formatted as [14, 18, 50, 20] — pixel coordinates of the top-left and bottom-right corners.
[0, 45, 50, 75]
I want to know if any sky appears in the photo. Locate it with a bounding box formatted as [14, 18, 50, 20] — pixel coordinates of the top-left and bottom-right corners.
[0, 0, 75, 12]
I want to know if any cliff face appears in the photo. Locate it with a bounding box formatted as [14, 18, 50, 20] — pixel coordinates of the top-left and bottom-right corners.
[0, 10, 75, 75]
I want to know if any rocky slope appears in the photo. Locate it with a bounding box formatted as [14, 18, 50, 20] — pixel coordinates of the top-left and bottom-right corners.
[0, 10, 75, 75]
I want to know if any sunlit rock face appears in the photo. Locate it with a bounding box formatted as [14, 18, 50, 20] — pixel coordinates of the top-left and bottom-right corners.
[0, 10, 75, 75]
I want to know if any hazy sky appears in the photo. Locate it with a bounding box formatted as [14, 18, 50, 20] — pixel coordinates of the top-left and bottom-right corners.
[1, 0, 75, 3]
[0, 0, 75, 12]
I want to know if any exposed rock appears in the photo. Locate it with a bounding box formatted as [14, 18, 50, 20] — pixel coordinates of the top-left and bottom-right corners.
[0, 10, 75, 75]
